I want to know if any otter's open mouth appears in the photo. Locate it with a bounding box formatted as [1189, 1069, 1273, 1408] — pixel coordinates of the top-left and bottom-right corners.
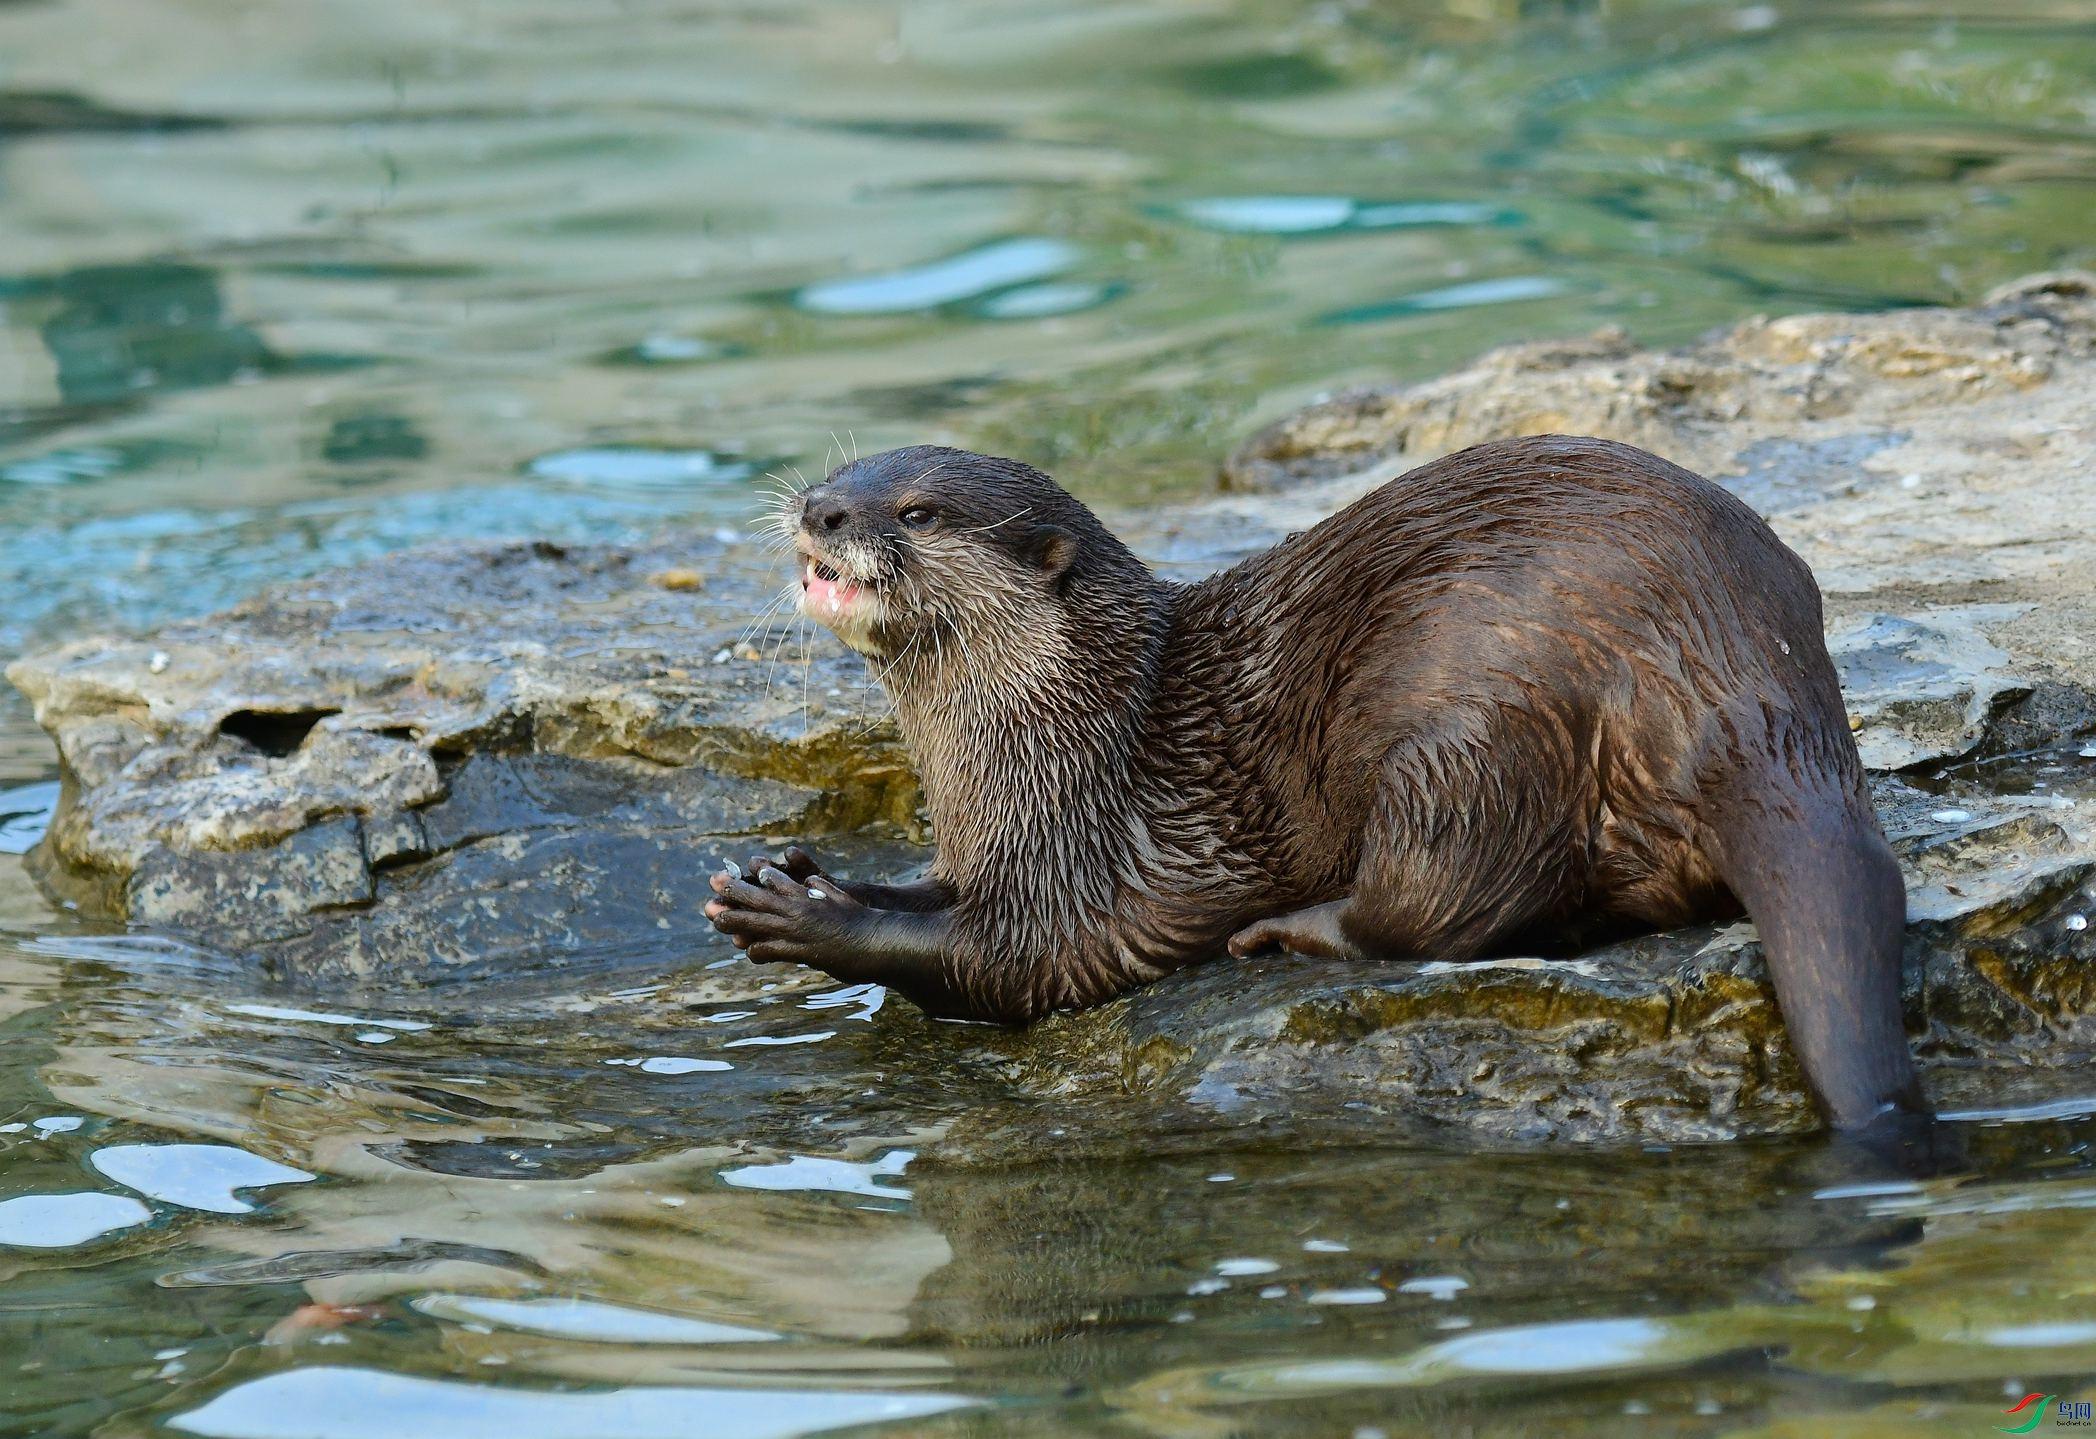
[801, 554, 867, 616]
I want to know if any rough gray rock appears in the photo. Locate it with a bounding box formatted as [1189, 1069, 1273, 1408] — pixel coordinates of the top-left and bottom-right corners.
[1830, 607, 2033, 771]
[7, 537, 914, 980]
[10, 275, 2096, 1137]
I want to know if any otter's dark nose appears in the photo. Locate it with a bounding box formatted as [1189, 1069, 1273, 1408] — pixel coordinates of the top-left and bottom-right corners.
[803, 493, 850, 533]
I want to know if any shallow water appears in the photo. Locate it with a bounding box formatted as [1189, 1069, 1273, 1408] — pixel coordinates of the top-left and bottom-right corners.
[6, 1, 2096, 1434]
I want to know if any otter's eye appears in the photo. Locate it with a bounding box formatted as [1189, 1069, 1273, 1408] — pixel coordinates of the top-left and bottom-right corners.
[899, 506, 937, 530]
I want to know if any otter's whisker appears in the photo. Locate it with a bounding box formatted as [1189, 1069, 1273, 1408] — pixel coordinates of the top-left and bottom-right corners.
[799, 611, 813, 739]
[759, 597, 810, 697]
[736, 581, 801, 649]
[960, 505, 1033, 536]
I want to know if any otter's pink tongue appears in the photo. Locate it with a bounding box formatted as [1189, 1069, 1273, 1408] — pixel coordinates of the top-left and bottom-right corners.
[805, 564, 861, 614]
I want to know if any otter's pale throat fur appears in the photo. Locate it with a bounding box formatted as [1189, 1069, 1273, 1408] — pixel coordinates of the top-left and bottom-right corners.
[706, 438, 1925, 1133]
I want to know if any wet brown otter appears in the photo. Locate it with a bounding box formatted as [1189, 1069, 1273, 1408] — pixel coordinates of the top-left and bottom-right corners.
[706, 437, 1924, 1133]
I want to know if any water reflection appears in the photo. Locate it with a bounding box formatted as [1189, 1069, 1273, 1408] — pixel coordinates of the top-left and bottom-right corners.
[0, 780, 59, 853]
[89, 1143, 315, 1215]
[169, 1368, 978, 1439]
[36, 265, 278, 405]
[0, 1190, 151, 1248]
[796, 238, 1080, 316]
[1320, 275, 1574, 325]
[1171, 196, 1514, 235]
[2, 0, 2091, 668]
[5, 921, 2096, 1432]
[409, 1293, 783, 1346]
[523, 447, 760, 491]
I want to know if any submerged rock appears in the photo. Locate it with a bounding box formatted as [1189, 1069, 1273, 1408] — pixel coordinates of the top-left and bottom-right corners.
[10, 275, 2096, 1136]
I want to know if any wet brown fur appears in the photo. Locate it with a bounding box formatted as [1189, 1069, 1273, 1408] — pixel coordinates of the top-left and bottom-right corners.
[724, 435, 1924, 1131]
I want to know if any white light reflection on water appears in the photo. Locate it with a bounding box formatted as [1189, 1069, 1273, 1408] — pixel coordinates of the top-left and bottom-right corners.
[796, 238, 1077, 315]
[0, 1191, 151, 1248]
[169, 1367, 977, 1439]
[224, 1003, 433, 1033]
[0, 780, 60, 854]
[604, 1056, 734, 1074]
[719, 1151, 914, 1201]
[411, 1294, 782, 1346]
[90, 1143, 315, 1215]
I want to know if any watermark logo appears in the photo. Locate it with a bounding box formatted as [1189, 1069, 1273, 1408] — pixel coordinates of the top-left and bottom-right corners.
[2000, 1396, 2056, 1435]
[1999, 1395, 2094, 1433]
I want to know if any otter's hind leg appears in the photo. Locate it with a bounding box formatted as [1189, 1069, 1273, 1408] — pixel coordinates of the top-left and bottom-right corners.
[1228, 899, 1363, 960]
[1229, 722, 1578, 962]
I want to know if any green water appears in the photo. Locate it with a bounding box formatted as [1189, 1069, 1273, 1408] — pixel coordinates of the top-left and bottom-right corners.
[5, 1, 2096, 1435]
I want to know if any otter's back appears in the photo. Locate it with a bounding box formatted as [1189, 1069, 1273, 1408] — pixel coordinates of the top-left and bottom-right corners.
[1175, 434, 1843, 848]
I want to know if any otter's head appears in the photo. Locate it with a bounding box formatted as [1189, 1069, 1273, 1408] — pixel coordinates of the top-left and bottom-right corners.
[785, 445, 1144, 672]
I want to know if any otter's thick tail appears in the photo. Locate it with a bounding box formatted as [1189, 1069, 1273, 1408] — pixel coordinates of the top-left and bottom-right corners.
[1705, 762, 1926, 1132]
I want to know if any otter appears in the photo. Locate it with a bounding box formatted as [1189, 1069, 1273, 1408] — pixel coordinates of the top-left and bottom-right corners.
[705, 437, 1924, 1133]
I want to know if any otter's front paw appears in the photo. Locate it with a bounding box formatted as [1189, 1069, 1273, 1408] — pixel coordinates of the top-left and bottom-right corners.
[706, 863, 864, 968]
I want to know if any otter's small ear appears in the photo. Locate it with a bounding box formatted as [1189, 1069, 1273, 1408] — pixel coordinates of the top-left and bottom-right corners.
[1030, 524, 1079, 583]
